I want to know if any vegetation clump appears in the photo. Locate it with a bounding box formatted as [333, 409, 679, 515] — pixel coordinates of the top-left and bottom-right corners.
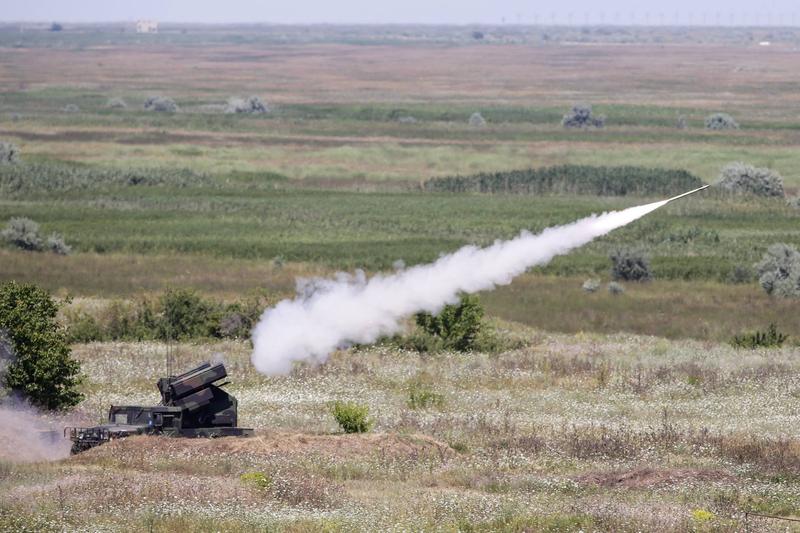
[0, 163, 207, 197]
[144, 96, 179, 113]
[225, 96, 269, 114]
[406, 374, 445, 410]
[0, 281, 83, 410]
[331, 401, 372, 433]
[468, 112, 486, 127]
[704, 112, 738, 130]
[45, 233, 71, 255]
[106, 97, 127, 109]
[607, 281, 625, 295]
[582, 279, 600, 293]
[415, 293, 484, 352]
[610, 248, 652, 282]
[755, 243, 800, 298]
[0, 142, 19, 165]
[62, 104, 80, 113]
[424, 165, 702, 196]
[717, 162, 784, 198]
[731, 324, 788, 349]
[562, 104, 605, 128]
[1, 218, 42, 251]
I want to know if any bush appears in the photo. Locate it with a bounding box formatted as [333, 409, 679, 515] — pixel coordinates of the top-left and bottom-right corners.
[717, 162, 784, 198]
[731, 324, 788, 349]
[0, 142, 19, 165]
[331, 401, 372, 433]
[423, 165, 703, 197]
[225, 96, 269, 114]
[45, 233, 71, 255]
[0, 282, 83, 410]
[610, 249, 652, 282]
[755, 243, 800, 298]
[582, 278, 600, 293]
[562, 104, 605, 128]
[106, 97, 127, 109]
[50, 22, 63, 32]
[240, 471, 272, 490]
[159, 288, 216, 340]
[144, 96, 179, 113]
[705, 113, 738, 130]
[396, 115, 417, 124]
[676, 115, 687, 129]
[607, 281, 625, 295]
[468, 112, 486, 127]
[407, 379, 445, 410]
[62, 104, 79, 113]
[1, 217, 42, 251]
[415, 293, 484, 352]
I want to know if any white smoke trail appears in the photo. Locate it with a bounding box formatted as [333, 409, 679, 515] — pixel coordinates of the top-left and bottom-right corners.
[251, 199, 667, 375]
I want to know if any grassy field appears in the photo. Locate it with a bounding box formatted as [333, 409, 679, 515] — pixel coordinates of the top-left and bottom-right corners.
[1, 24, 800, 532]
[2, 330, 800, 531]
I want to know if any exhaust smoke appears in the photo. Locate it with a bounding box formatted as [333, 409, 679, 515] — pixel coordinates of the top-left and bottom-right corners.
[251, 198, 671, 375]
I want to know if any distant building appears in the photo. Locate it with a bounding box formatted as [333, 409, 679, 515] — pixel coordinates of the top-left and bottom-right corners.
[136, 20, 159, 34]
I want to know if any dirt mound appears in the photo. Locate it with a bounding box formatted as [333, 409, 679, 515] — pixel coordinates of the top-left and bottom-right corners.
[74, 431, 453, 462]
[576, 467, 733, 489]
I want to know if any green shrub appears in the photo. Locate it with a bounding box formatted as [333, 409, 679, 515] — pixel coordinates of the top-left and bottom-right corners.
[610, 248, 652, 282]
[423, 165, 703, 197]
[159, 288, 217, 340]
[755, 243, 800, 298]
[562, 104, 605, 128]
[144, 96, 179, 113]
[0, 142, 19, 165]
[1, 217, 42, 251]
[415, 293, 484, 352]
[0, 282, 83, 410]
[705, 112, 738, 130]
[731, 324, 788, 349]
[64, 311, 104, 343]
[331, 401, 372, 433]
[717, 162, 784, 198]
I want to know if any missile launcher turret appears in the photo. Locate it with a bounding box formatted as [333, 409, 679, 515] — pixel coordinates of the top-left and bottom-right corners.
[65, 361, 253, 454]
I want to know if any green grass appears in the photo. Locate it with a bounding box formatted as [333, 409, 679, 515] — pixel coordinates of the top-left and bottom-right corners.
[1, 184, 797, 277]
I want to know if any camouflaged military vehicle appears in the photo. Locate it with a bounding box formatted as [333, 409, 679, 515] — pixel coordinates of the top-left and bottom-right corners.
[65, 361, 253, 454]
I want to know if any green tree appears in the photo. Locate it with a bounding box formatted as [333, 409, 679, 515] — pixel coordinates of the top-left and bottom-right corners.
[415, 293, 484, 352]
[0, 282, 83, 410]
[159, 288, 216, 340]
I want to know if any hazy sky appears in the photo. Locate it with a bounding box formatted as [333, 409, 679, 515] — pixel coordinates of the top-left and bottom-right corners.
[4, 0, 799, 25]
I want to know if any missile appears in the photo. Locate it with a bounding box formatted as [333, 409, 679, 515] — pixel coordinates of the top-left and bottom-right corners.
[665, 184, 710, 203]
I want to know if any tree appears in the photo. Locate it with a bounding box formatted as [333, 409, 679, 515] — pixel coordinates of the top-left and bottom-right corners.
[415, 293, 484, 352]
[50, 22, 63, 32]
[0, 282, 83, 410]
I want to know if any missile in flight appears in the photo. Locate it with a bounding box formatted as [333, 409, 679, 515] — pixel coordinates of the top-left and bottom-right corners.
[665, 184, 710, 203]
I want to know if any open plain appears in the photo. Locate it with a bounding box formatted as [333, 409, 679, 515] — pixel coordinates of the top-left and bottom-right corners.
[1, 24, 799, 531]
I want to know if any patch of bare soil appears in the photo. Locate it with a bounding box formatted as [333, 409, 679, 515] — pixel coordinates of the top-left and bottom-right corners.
[576, 467, 734, 489]
[74, 431, 454, 462]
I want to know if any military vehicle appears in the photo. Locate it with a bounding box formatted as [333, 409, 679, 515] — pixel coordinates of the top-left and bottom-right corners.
[65, 361, 253, 454]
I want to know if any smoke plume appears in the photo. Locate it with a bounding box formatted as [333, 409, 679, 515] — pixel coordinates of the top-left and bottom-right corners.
[251, 199, 667, 375]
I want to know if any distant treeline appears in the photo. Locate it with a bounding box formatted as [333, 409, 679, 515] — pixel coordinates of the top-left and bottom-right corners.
[423, 165, 704, 196]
